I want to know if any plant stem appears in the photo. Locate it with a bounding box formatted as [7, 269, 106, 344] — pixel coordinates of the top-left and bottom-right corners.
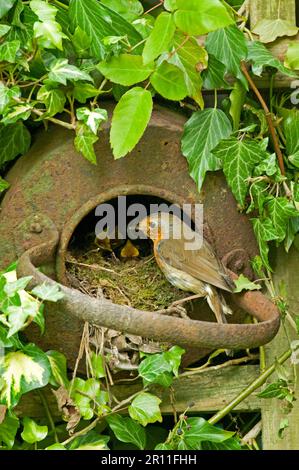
[51, 0, 68, 10]
[37, 390, 59, 443]
[208, 348, 292, 425]
[144, 1, 164, 15]
[241, 61, 285, 176]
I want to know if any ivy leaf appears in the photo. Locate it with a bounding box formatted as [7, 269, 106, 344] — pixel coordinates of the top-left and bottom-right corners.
[97, 54, 154, 86]
[69, 0, 142, 60]
[0, 25, 11, 38]
[46, 350, 69, 388]
[0, 0, 17, 19]
[0, 122, 31, 167]
[168, 32, 207, 107]
[110, 86, 153, 159]
[266, 197, 298, 242]
[254, 153, 278, 177]
[30, 0, 68, 50]
[202, 436, 242, 450]
[0, 414, 19, 449]
[101, 0, 143, 22]
[150, 61, 188, 101]
[284, 111, 299, 158]
[164, 0, 177, 11]
[74, 122, 99, 164]
[252, 218, 280, 271]
[76, 107, 108, 135]
[181, 108, 232, 191]
[72, 82, 100, 104]
[128, 393, 162, 427]
[206, 25, 248, 87]
[234, 274, 261, 293]
[1, 104, 32, 125]
[21, 417, 48, 444]
[71, 378, 109, 420]
[0, 344, 51, 408]
[68, 430, 110, 450]
[37, 86, 66, 118]
[285, 42, 299, 70]
[252, 19, 298, 44]
[0, 177, 9, 194]
[247, 41, 297, 77]
[203, 54, 229, 89]
[106, 414, 146, 450]
[174, 0, 233, 35]
[142, 12, 176, 65]
[229, 81, 246, 131]
[138, 351, 175, 387]
[31, 282, 64, 302]
[46, 443, 66, 450]
[182, 417, 235, 450]
[48, 59, 93, 86]
[212, 137, 267, 207]
[258, 379, 290, 399]
[0, 40, 20, 63]
[90, 351, 106, 379]
[163, 345, 185, 376]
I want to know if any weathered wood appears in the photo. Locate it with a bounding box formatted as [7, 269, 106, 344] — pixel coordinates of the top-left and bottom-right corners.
[261, 246, 299, 450]
[250, 0, 296, 28]
[16, 365, 261, 419]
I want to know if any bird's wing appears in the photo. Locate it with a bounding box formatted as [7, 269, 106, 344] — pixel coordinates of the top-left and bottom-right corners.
[156, 238, 234, 292]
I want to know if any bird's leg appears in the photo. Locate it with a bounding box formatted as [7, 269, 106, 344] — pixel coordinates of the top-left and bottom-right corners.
[170, 293, 203, 307]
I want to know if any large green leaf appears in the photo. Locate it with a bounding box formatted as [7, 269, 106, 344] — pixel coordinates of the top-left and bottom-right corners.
[212, 137, 267, 207]
[252, 218, 280, 271]
[37, 86, 66, 118]
[0, 414, 19, 449]
[68, 431, 109, 450]
[138, 346, 183, 387]
[285, 42, 299, 70]
[206, 25, 248, 87]
[48, 58, 92, 86]
[128, 393, 162, 427]
[69, 0, 142, 60]
[0, 122, 31, 168]
[247, 41, 297, 77]
[203, 54, 229, 89]
[150, 61, 188, 101]
[106, 414, 146, 450]
[266, 197, 298, 242]
[142, 12, 176, 64]
[0, 40, 20, 63]
[252, 19, 298, 44]
[46, 350, 69, 388]
[182, 417, 235, 450]
[97, 54, 154, 86]
[168, 32, 207, 106]
[181, 108, 232, 190]
[101, 0, 143, 22]
[0, 344, 51, 408]
[74, 123, 99, 164]
[284, 111, 299, 157]
[30, 0, 67, 50]
[174, 0, 233, 35]
[110, 86, 153, 158]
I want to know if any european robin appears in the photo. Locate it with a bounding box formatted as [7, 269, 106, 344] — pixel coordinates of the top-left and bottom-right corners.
[138, 213, 235, 324]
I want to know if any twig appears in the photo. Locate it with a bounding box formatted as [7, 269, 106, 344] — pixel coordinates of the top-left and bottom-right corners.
[208, 348, 292, 425]
[144, 1, 164, 15]
[242, 420, 262, 445]
[37, 390, 59, 443]
[241, 61, 285, 176]
[180, 354, 259, 378]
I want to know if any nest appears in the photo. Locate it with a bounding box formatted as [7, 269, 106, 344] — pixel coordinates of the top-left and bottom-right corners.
[66, 239, 188, 373]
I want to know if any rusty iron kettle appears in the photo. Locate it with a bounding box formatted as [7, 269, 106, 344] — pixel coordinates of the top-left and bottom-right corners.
[0, 103, 280, 366]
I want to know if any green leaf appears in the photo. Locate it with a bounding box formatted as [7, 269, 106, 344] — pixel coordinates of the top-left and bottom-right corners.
[229, 81, 246, 131]
[150, 61, 188, 101]
[0, 122, 30, 167]
[284, 111, 299, 157]
[202, 436, 242, 450]
[31, 282, 64, 302]
[101, 0, 143, 22]
[252, 19, 298, 44]
[266, 197, 298, 242]
[106, 414, 146, 450]
[164, 0, 177, 11]
[285, 42, 299, 70]
[110, 86, 153, 159]
[73, 82, 100, 104]
[69, 0, 142, 60]
[206, 25, 248, 87]
[48, 59, 93, 86]
[21, 417, 48, 444]
[168, 32, 207, 107]
[129, 393, 162, 427]
[142, 12, 176, 64]
[1, 104, 32, 125]
[163, 345, 185, 376]
[181, 108, 232, 190]
[203, 54, 229, 89]
[0, 40, 20, 63]
[0, 344, 50, 408]
[90, 351, 106, 379]
[0, 84, 20, 115]
[68, 430, 109, 450]
[0, 25, 11, 38]
[0, 0, 17, 19]
[46, 443, 66, 450]
[212, 137, 267, 207]
[74, 123, 99, 164]
[76, 107, 108, 135]
[258, 379, 290, 399]
[252, 218, 280, 271]
[30, 0, 67, 50]
[0, 177, 9, 193]
[174, 0, 233, 35]
[138, 353, 173, 387]
[0, 414, 19, 449]
[234, 274, 261, 293]
[71, 377, 109, 419]
[37, 86, 66, 118]
[97, 54, 154, 86]
[182, 417, 234, 450]
[4, 276, 32, 297]
[46, 350, 69, 388]
[247, 41, 297, 77]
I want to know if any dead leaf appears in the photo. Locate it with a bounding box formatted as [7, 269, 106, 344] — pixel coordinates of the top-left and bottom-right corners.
[253, 19, 298, 43]
[52, 386, 81, 434]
